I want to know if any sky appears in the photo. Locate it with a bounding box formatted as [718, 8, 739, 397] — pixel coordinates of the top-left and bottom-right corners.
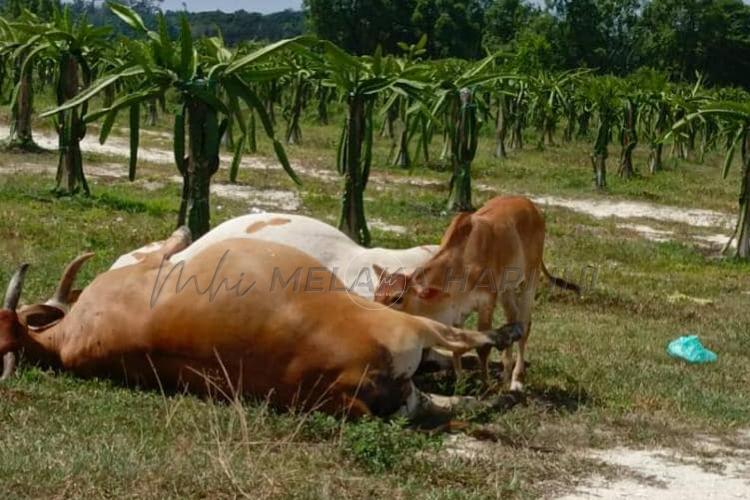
[159, 0, 303, 13]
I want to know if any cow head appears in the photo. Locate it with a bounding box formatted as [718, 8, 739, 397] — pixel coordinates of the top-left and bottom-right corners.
[373, 265, 453, 323]
[0, 253, 94, 380]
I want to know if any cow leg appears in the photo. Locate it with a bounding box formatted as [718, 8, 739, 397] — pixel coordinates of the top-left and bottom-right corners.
[499, 289, 520, 388]
[510, 321, 532, 392]
[509, 277, 538, 392]
[397, 381, 480, 422]
[450, 313, 470, 377]
[419, 348, 454, 371]
[139, 227, 193, 267]
[452, 352, 463, 378]
[158, 226, 192, 259]
[419, 319, 523, 372]
[421, 322, 497, 354]
[476, 299, 497, 383]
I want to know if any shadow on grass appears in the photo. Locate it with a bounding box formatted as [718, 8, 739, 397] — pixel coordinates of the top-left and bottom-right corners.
[415, 358, 591, 417]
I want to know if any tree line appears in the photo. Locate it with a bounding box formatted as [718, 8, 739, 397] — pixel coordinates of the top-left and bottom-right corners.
[2, 0, 304, 45]
[307, 0, 750, 89]
[4, 0, 749, 89]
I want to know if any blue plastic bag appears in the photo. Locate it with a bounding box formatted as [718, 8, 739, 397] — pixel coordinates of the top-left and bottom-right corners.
[667, 335, 717, 364]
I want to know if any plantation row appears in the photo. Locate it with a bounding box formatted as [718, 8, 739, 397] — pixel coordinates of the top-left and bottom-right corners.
[0, 2, 748, 257]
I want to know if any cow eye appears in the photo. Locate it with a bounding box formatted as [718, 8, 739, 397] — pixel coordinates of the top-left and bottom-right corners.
[390, 295, 404, 305]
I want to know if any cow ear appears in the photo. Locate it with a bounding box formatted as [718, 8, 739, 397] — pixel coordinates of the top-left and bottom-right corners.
[417, 287, 447, 301]
[17, 304, 66, 332]
[372, 264, 386, 281]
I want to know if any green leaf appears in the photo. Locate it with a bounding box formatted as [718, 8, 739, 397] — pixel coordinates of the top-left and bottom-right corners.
[107, 2, 148, 33]
[372, 45, 383, 75]
[99, 108, 119, 144]
[84, 87, 160, 123]
[179, 14, 194, 79]
[273, 139, 301, 186]
[174, 107, 186, 174]
[319, 39, 360, 72]
[225, 77, 274, 136]
[14, 39, 48, 83]
[129, 103, 140, 181]
[336, 119, 347, 175]
[722, 127, 744, 179]
[362, 101, 374, 187]
[225, 36, 309, 76]
[224, 75, 300, 185]
[40, 67, 144, 118]
[185, 81, 228, 115]
[229, 133, 245, 183]
[156, 13, 173, 68]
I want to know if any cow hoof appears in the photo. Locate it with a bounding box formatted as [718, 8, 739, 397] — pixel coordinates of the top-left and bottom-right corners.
[490, 322, 524, 350]
[510, 381, 524, 392]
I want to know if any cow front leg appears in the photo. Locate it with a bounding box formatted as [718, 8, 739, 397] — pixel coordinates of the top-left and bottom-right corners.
[511, 321, 531, 392]
[420, 318, 522, 367]
[509, 277, 538, 392]
[499, 290, 520, 388]
[418, 348, 454, 372]
[397, 382, 481, 424]
[452, 352, 464, 378]
[450, 313, 468, 377]
[476, 301, 496, 384]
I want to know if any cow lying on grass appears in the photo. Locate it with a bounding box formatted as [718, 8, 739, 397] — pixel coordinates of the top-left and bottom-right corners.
[0, 230, 522, 420]
[111, 212, 450, 372]
[374, 196, 580, 391]
[111, 213, 438, 301]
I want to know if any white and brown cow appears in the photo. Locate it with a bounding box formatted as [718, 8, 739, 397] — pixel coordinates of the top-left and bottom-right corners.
[111, 213, 438, 301]
[0, 231, 522, 420]
[373, 196, 580, 391]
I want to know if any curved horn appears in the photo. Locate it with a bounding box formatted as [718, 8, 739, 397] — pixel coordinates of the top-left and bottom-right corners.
[3, 263, 29, 310]
[49, 253, 95, 308]
[1, 352, 16, 381]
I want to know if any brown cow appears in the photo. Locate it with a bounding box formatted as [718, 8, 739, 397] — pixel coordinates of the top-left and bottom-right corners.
[0, 229, 523, 420]
[373, 196, 579, 391]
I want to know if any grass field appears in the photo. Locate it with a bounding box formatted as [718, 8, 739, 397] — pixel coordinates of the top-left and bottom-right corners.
[1, 100, 749, 498]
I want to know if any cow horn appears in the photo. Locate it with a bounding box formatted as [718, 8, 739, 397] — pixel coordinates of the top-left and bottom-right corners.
[1, 352, 17, 381]
[3, 263, 29, 310]
[49, 253, 95, 308]
[2, 264, 28, 382]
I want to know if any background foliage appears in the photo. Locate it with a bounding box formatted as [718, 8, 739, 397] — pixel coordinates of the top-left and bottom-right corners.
[3, 0, 749, 88]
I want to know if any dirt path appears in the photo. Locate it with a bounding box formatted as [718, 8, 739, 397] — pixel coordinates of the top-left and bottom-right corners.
[441, 431, 750, 499]
[0, 126, 736, 245]
[558, 431, 750, 499]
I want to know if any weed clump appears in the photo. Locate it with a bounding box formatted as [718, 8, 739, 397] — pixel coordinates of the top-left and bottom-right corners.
[341, 417, 440, 472]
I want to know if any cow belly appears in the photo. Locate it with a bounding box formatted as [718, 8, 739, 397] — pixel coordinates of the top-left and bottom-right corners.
[63, 348, 367, 414]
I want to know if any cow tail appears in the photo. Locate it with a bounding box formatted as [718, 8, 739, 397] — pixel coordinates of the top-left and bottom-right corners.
[540, 261, 581, 296]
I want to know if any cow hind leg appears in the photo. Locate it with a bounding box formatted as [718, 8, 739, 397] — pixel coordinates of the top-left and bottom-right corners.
[139, 227, 193, 267]
[159, 226, 192, 259]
